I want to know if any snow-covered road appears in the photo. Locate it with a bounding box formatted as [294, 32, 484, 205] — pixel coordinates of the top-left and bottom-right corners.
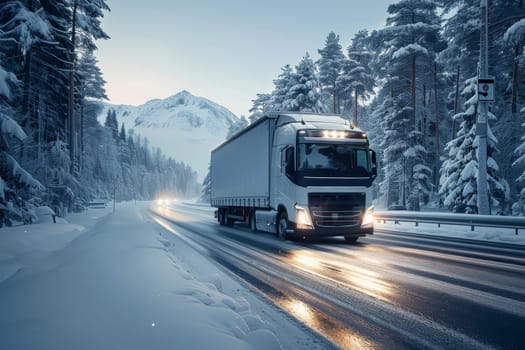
[0, 202, 326, 350]
[2, 201, 524, 350]
[152, 201, 525, 350]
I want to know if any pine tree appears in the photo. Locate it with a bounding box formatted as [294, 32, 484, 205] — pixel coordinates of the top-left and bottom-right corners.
[0, 0, 53, 121]
[119, 123, 126, 142]
[372, 0, 442, 210]
[269, 65, 294, 112]
[484, 1, 525, 201]
[248, 93, 271, 123]
[439, 0, 517, 212]
[336, 30, 375, 125]
[439, 78, 509, 213]
[67, 0, 110, 172]
[317, 32, 344, 113]
[284, 53, 325, 113]
[512, 107, 525, 215]
[439, 79, 478, 212]
[0, 65, 44, 225]
[77, 49, 107, 169]
[104, 109, 118, 140]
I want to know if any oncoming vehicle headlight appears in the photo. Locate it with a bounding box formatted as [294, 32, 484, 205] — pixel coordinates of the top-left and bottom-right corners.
[295, 204, 313, 230]
[362, 206, 374, 226]
[156, 199, 168, 207]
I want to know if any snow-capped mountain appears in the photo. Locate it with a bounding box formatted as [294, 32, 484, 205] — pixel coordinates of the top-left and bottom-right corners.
[99, 90, 238, 182]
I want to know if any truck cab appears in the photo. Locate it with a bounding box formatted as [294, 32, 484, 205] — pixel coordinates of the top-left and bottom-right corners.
[211, 112, 377, 243]
[264, 113, 376, 242]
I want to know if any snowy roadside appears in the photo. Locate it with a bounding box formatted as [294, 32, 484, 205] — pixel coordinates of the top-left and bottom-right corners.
[0, 202, 325, 350]
[0, 205, 112, 283]
[375, 219, 525, 245]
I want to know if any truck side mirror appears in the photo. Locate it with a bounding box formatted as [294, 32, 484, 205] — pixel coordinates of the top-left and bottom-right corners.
[370, 150, 377, 178]
[285, 147, 295, 176]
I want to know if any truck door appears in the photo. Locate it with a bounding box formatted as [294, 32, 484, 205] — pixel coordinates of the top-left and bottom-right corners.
[271, 145, 296, 214]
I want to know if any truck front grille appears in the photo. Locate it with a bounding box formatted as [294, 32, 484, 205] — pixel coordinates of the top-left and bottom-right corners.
[308, 193, 365, 228]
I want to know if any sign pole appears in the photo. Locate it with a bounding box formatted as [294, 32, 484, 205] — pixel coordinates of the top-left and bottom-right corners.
[477, 0, 490, 215]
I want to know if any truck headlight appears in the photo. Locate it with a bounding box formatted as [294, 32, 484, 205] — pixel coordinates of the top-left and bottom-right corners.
[295, 205, 313, 230]
[362, 206, 374, 226]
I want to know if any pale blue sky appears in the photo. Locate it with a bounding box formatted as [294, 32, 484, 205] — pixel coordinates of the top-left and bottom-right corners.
[97, 0, 393, 117]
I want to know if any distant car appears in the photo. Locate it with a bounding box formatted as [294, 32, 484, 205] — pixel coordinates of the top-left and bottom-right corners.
[156, 198, 173, 207]
[72, 203, 85, 213]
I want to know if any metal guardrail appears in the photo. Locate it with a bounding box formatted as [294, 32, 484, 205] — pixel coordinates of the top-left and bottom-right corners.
[374, 211, 525, 235]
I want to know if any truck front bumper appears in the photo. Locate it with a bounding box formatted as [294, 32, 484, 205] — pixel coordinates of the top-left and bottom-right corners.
[292, 225, 373, 238]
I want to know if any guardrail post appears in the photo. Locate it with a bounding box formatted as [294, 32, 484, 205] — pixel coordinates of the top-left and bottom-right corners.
[471, 225, 475, 231]
[516, 228, 519, 235]
[415, 221, 419, 227]
[438, 223, 441, 228]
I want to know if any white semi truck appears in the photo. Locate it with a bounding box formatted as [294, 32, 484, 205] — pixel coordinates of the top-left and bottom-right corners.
[210, 112, 377, 242]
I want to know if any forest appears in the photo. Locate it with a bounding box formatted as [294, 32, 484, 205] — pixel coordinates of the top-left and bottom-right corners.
[2, 1, 525, 227]
[0, 1, 199, 226]
[244, 0, 525, 215]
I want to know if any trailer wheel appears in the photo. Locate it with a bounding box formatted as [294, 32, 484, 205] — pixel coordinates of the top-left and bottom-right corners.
[344, 236, 358, 244]
[225, 209, 234, 227]
[249, 212, 257, 232]
[277, 211, 288, 240]
[219, 209, 226, 226]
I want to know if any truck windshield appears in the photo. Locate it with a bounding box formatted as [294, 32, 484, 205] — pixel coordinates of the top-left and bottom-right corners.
[298, 143, 370, 177]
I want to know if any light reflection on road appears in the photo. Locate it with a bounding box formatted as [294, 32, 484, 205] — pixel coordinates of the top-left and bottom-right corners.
[153, 206, 389, 349]
[154, 205, 191, 223]
[280, 297, 377, 350]
[289, 250, 394, 303]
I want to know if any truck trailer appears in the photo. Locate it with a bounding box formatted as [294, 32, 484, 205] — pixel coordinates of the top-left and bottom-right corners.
[210, 112, 377, 242]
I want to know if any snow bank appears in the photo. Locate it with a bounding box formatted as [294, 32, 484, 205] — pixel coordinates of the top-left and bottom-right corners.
[0, 203, 293, 350]
[0, 206, 111, 283]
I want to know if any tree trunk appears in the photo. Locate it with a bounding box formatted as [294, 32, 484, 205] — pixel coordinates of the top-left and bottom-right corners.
[21, 0, 34, 125]
[353, 89, 358, 126]
[80, 99, 84, 171]
[410, 10, 416, 126]
[422, 84, 427, 137]
[511, 45, 519, 114]
[411, 55, 416, 126]
[332, 92, 336, 114]
[68, 1, 78, 175]
[22, 52, 32, 121]
[452, 63, 460, 139]
[433, 62, 440, 189]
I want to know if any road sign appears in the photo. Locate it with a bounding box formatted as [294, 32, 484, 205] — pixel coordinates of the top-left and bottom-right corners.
[478, 78, 495, 102]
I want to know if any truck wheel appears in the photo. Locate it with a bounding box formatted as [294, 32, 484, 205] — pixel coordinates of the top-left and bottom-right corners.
[277, 211, 288, 240]
[249, 212, 257, 232]
[344, 236, 358, 244]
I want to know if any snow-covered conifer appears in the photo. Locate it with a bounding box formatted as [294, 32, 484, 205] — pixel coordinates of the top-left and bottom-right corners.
[248, 94, 271, 123]
[512, 107, 525, 215]
[269, 65, 294, 112]
[372, 0, 442, 210]
[284, 53, 325, 113]
[317, 32, 345, 113]
[440, 78, 509, 213]
[336, 30, 375, 125]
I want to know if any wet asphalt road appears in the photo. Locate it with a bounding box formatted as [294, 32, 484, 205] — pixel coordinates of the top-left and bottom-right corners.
[150, 202, 525, 350]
